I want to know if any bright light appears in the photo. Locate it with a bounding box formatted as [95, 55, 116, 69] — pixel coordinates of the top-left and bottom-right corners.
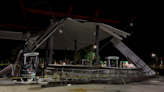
[130, 23, 133, 26]
[63, 62, 66, 65]
[152, 53, 156, 57]
[93, 45, 97, 49]
[94, 32, 96, 35]
[59, 29, 63, 34]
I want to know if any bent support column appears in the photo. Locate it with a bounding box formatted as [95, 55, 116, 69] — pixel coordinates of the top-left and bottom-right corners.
[111, 37, 156, 76]
[0, 64, 12, 77]
[96, 25, 99, 66]
[49, 34, 54, 64]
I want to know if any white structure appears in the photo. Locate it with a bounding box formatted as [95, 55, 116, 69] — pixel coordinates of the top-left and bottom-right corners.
[105, 56, 119, 67]
[82, 59, 89, 66]
[23, 52, 39, 66]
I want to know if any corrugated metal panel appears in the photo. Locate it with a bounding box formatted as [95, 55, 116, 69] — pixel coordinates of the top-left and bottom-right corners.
[111, 37, 156, 76]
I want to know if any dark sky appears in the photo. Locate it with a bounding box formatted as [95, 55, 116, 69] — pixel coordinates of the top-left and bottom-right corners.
[123, 13, 164, 61]
[99, 9, 164, 62]
[0, 39, 22, 61]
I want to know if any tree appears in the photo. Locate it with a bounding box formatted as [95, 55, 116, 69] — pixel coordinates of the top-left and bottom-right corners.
[4, 49, 16, 63]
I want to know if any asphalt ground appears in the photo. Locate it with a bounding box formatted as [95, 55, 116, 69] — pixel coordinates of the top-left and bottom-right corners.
[0, 76, 164, 92]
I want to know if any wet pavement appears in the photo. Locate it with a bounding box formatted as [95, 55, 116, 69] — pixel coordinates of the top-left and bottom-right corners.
[0, 76, 164, 92]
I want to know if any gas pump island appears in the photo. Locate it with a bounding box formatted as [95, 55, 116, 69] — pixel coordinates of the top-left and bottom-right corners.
[105, 56, 119, 67]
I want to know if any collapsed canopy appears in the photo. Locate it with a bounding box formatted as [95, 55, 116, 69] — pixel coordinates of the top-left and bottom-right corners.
[33, 17, 130, 51]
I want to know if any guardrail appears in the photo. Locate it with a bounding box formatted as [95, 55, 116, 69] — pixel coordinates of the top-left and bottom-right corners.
[0, 67, 158, 87]
[37, 67, 145, 86]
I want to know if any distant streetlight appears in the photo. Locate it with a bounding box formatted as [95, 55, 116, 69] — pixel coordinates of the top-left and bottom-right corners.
[130, 23, 133, 26]
[93, 45, 97, 49]
[59, 29, 63, 34]
[151, 53, 156, 57]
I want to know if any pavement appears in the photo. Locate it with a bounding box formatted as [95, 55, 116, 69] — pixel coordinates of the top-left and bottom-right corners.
[0, 76, 164, 92]
[0, 79, 15, 86]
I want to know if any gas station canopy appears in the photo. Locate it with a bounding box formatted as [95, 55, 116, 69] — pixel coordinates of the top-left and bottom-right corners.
[38, 17, 130, 51]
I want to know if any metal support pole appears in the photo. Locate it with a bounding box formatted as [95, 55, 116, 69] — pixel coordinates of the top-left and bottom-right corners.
[45, 39, 49, 65]
[35, 55, 38, 72]
[74, 40, 77, 65]
[24, 56, 26, 65]
[116, 59, 118, 67]
[107, 58, 110, 67]
[65, 47, 67, 62]
[49, 34, 54, 64]
[96, 25, 99, 66]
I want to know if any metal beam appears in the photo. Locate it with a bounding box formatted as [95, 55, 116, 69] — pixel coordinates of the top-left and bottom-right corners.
[0, 30, 24, 41]
[30, 26, 45, 31]
[66, 4, 73, 16]
[122, 15, 137, 25]
[74, 40, 77, 65]
[49, 34, 54, 64]
[19, 0, 29, 28]
[26, 8, 66, 17]
[0, 23, 27, 29]
[93, 18, 119, 24]
[0, 23, 45, 31]
[91, 9, 101, 20]
[65, 47, 68, 62]
[96, 25, 99, 66]
[26, 8, 120, 24]
[35, 0, 70, 6]
[45, 38, 49, 65]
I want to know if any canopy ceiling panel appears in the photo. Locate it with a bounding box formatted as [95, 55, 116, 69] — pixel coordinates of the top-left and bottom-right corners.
[38, 17, 130, 51]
